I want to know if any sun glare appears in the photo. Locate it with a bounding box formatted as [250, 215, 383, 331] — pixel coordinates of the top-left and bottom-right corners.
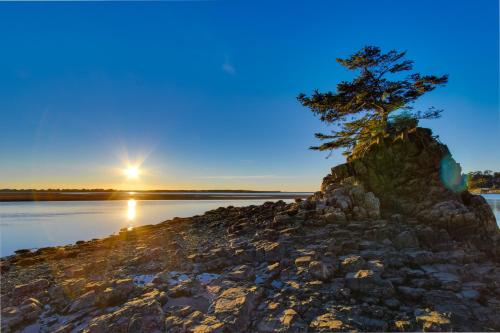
[127, 199, 136, 220]
[125, 166, 140, 178]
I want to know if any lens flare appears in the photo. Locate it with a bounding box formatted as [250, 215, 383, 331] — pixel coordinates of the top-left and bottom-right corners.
[440, 154, 467, 192]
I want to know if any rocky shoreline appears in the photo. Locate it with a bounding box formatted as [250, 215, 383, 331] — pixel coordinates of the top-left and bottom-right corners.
[2, 185, 500, 332]
[2, 128, 499, 332]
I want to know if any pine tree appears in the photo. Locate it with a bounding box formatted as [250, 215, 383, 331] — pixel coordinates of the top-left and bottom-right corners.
[298, 46, 448, 156]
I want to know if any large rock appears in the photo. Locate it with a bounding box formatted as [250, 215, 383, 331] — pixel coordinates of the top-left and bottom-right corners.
[415, 310, 452, 332]
[309, 313, 351, 332]
[212, 286, 260, 332]
[1, 298, 42, 332]
[345, 269, 395, 298]
[318, 183, 381, 220]
[86, 292, 164, 333]
[320, 127, 499, 253]
[257, 308, 306, 333]
[393, 231, 420, 250]
[95, 278, 135, 307]
[13, 278, 50, 300]
[309, 260, 336, 281]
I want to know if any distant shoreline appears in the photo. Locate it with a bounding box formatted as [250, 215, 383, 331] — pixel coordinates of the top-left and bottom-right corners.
[0, 191, 312, 202]
[469, 189, 500, 194]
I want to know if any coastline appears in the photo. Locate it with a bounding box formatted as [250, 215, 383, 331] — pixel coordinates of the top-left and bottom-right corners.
[2, 193, 500, 332]
[0, 191, 311, 202]
[469, 189, 500, 194]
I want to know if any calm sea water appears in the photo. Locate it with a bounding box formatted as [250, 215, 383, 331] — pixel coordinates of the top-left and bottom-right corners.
[1, 194, 499, 257]
[0, 198, 294, 256]
[483, 194, 500, 224]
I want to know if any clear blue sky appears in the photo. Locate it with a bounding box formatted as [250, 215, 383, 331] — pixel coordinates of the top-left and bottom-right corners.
[0, 0, 498, 191]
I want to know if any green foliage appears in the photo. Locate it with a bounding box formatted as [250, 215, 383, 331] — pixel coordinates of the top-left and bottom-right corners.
[298, 46, 448, 156]
[387, 112, 418, 133]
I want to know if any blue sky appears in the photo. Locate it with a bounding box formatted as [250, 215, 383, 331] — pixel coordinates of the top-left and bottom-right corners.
[0, 0, 498, 191]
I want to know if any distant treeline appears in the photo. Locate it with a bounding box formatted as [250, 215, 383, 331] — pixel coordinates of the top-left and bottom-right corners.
[468, 171, 500, 190]
[0, 189, 282, 193]
[0, 189, 115, 192]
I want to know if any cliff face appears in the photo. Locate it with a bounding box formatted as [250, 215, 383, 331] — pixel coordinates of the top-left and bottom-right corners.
[321, 127, 498, 240]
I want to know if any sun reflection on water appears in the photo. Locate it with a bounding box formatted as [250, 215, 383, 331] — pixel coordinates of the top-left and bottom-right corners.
[127, 199, 136, 230]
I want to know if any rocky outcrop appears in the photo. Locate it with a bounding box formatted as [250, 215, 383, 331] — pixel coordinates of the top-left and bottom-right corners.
[321, 127, 499, 249]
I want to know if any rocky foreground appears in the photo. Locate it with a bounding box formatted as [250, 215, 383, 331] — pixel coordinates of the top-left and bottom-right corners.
[2, 128, 500, 332]
[1, 185, 500, 332]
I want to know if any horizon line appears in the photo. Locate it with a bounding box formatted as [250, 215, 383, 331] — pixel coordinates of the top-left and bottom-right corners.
[0, 188, 314, 193]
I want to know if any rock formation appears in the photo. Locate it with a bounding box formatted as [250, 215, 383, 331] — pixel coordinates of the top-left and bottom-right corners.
[1, 127, 499, 332]
[321, 127, 499, 253]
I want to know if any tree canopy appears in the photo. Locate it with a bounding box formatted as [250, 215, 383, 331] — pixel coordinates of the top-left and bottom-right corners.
[298, 46, 448, 156]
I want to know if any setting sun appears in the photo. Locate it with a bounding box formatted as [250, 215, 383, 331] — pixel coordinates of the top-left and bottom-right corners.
[1, 3, 499, 332]
[124, 167, 140, 179]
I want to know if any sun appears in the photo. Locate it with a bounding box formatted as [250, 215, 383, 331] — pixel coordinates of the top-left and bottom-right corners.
[124, 166, 140, 179]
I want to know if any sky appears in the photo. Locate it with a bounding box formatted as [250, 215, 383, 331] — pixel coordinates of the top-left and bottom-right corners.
[0, 0, 498, 191]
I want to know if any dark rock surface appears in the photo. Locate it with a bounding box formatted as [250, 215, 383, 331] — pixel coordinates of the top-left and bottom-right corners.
[321, 127, 499, 252]
[1, 192, 499, 332]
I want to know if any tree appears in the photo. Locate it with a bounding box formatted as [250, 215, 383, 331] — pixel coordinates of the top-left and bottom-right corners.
[298, 46, 448, 156]
[467, 170, 500, 189]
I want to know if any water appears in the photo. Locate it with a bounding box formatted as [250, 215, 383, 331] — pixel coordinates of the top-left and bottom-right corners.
[0, 198, 293, 257]
[483, 193, 500, 223]
[55, 191, 310, 196]
[1, 194, 499, 257]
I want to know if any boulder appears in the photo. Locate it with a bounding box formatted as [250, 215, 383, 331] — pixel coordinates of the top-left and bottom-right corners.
[320, 127, 498, 249]
[13, 278, 50, 299]
[308, 261, 335, 281]
[415, 310, 452, 332]
[256, 241, 285, 263]
[345, 270, 394, 298]
[309, 313, 351, 332]
[257, 309, 306, 333]
[397, 286, 424, 301]
[322, 211, 347, 224]
[340, 255, 365, 273]
[294, 256, 313, 268]
[393, 231, 419, 249]
[212, 286, 260, 331]
[95, 278, 135, 307]
[68, 290, 97, 313]
[86, 293, 164, 333]
[1, 298, 42, 331]
[227, 265, 255, 281]
[320, 183, 381, 220]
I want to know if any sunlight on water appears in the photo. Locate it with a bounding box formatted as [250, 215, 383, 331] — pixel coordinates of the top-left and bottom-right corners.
[127, 199, 137, 220]
[127, 199, 137, 230]
[483, 194, 500, 224]
[0, 198, 294, 256]
[1, 195, 497, 257]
